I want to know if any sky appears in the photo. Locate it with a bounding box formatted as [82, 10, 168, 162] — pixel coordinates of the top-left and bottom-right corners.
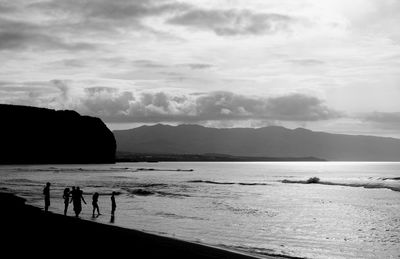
[1, 0, 400, 137]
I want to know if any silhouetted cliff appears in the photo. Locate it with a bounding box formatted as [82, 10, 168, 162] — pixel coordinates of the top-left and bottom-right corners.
[0, 104, 116, 164]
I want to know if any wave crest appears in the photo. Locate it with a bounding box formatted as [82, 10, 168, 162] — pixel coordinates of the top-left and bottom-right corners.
[188, 180, 269, 186]
[282, 178, 400, 192]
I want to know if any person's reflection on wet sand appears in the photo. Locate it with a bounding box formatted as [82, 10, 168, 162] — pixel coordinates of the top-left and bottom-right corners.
[111, 191, 116, 216]
[43, 182, 51, 212]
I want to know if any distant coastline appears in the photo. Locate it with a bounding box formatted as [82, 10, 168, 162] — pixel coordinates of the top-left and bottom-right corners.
[114, 124, 400, 161]
[116, 152, 326, 162]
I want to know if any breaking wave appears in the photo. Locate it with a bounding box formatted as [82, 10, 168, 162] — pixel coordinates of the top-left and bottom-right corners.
[380, 177, 400, 181]
[10, 167, 133, 173]
[187, 180, 269, 186]
[136, 168, 194, 172]
[125, 188, 190, 198]
[154, 212, 204, 220]
[282, 177, 400, 192]
[8, 167, 193, 173]
[127, 188, 154, 196]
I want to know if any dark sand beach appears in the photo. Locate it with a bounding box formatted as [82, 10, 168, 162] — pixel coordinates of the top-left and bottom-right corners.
[0, 192, 280, 259]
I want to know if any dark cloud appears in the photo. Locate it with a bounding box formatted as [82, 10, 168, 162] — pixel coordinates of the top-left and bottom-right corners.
[0, 18, 96, 51]
[29, 0, 190, 36]
[0, 1, 299, 52]
[0, 0, 192, 52]
[0, 2, 17, 14]
[167, 9, 295, 36]
[133, 60, 167, 68]
[178, 63, 213, 70]
[32, 0, 189, 21]
[0, 31, 95, 51]
[363, 112, 400, 129]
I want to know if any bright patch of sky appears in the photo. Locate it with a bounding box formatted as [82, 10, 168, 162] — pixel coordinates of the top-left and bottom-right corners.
[1, 0, 400, 137]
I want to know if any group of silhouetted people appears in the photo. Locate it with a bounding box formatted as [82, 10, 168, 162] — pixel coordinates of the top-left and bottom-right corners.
[43, 182, 117, 218]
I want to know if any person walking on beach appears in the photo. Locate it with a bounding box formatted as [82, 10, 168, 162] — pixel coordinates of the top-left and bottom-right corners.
[70, 186, 77, 215]
[92, 192, 101, 217]
[111, 191, 116, 216]
[62, 188, 70, 215]
[71, 186, 86, 217]
[70, 186, 76, 210]
[43, 182, 51, 212]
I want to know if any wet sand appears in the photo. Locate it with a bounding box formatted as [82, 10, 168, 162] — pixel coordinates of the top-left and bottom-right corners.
[0, 192, 279, 259]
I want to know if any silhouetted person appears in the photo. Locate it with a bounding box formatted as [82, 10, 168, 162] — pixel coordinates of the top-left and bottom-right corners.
[70, 186, 76, 202]
[70, 186, 77, 215]
[92, 192, 101, 217]
[62, 188, 70, 216]
[111, 191, 116, 216]
[43, 182, 51, 212]
[72, 186, 86, 217]
[70, 186, 76, 205]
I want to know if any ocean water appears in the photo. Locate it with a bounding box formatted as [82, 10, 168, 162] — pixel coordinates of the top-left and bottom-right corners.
[1, 162, 400, 258]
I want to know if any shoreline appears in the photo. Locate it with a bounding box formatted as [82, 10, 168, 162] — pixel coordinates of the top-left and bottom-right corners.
[0, 191, 286, 259]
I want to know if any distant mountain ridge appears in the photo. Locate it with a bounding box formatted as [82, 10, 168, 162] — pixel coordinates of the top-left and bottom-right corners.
[116, 151, 325, 162]
[114, 124, 400, 161]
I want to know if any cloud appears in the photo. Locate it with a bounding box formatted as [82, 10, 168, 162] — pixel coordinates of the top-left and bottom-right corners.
[0, 18, 96, 51]
[131, 60, 214, 71]
[167, 8, 295, 36]
[0, 0, 191, 52]
[0, 80, 345, 124]
[80, 87, 135, 118]
[266, 94, 341, 121]
[0, 81, 62, 108]
[362, 112, 400, 129]
[288, 59, 325, 66]
[133, 60, 167, 68]
[178, 63, 213, 70]
[51, 80, 71, 101]
[59, 59, 87, 68]
[76, 90, 340, 123]
[0, 2, 17, 14]
[29, 0, 190, 35]
[0, 81, 52, 93]
[32, 0, 189, 21]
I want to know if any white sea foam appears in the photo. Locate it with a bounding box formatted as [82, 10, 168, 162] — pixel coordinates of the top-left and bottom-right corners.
[282, 177, 400, 192]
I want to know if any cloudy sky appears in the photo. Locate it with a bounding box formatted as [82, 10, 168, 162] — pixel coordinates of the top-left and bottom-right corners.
[1, 0, 400, 137]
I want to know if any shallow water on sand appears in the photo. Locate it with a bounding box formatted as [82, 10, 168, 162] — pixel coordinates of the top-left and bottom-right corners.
[1, 162, 400, 258]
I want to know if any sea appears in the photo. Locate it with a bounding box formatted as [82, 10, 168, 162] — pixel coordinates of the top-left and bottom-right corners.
[1, 162, 399, 259]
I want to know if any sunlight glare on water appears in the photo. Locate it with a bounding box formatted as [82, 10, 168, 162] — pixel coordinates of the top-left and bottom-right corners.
[1, 162, 400, 259]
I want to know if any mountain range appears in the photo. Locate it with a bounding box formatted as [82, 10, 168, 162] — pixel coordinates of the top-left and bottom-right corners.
[113, 124, 400, 161]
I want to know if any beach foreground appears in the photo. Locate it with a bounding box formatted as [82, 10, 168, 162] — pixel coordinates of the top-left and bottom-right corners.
[0, 192, 279, 259]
